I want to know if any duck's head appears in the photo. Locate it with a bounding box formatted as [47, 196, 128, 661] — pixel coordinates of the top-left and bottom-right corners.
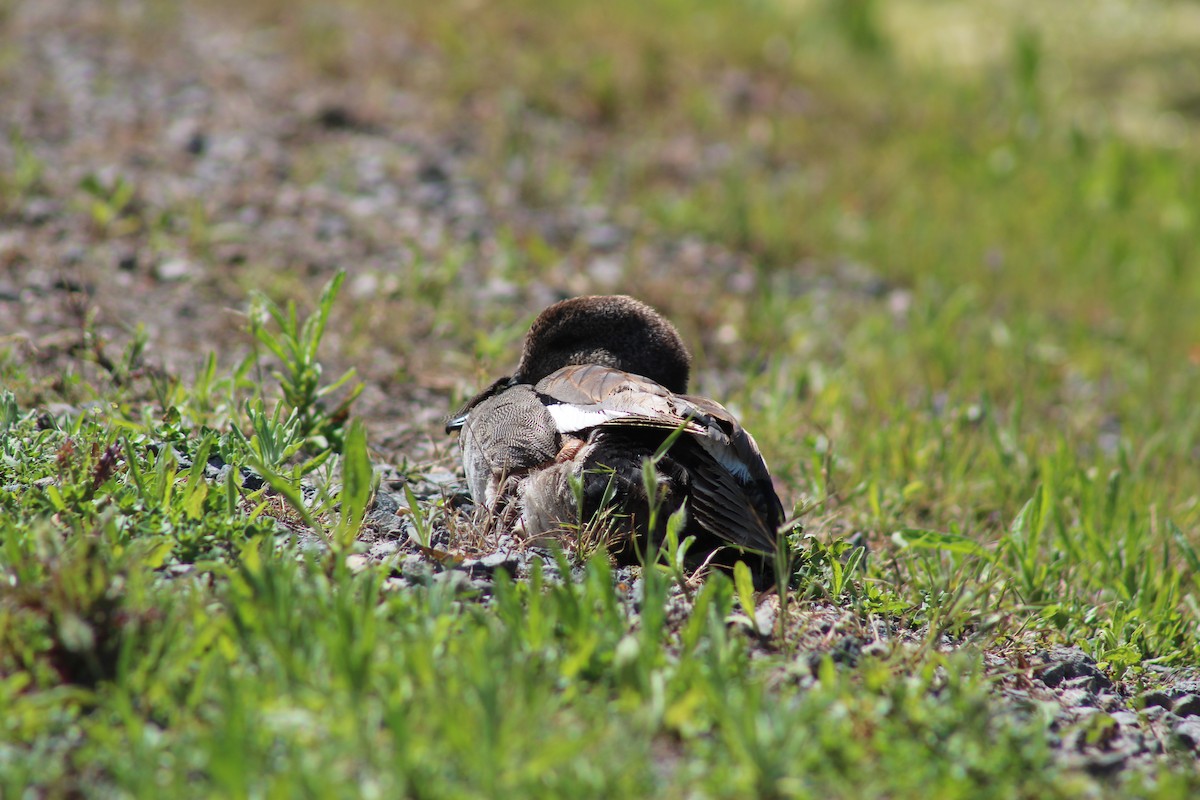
[513, 295, 691, 392]
[447, 295, 690, 434]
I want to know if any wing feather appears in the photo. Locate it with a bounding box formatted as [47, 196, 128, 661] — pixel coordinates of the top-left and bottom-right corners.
[533, 364, 784, 554]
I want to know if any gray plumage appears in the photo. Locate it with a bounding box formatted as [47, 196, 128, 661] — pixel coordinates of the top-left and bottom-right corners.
[448, 295, 786, 568]
[457, 384, 558, 507]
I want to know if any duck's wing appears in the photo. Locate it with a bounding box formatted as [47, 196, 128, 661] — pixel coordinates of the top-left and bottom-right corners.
[671, 436, 783, 554]
[677, 394, 785, 543]
[532, 363, 692, 432]
[535, 364, 785, 554]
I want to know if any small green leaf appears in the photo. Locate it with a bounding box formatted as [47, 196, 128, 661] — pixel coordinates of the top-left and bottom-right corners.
[336, 419, 373, 551]
[1011, 484, 1047, 548]
[138, 538, 176, 570]
[183, 481, 208, 520]
[46, 484, 66, 512]
[402, 483, 429, 548]
[733, 561, 758, 634]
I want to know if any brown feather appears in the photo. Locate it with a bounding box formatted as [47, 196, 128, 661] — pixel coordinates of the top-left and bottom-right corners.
[449, 296, 788, 574]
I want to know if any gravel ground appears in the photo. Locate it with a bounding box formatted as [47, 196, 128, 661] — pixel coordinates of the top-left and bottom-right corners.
[3, 0, 1198, 778]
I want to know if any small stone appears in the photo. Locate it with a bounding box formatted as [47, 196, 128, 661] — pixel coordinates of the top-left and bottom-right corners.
[1172, 694, 1200, 717]
[350, 271, 380, 298]
[478, 552, 517, 569]
[1036, 647, 1111, 691]
[315, 105, 359, 130]
[586, 256, 623, 286]
[369, 539, 401, 559]
[1095, 692, 1124, 712]
[0, 230, 24, 260]
[584, 223, 623, 252]
[185, 131, 208, 155]
[431, 570, 476, 594]
[1138, 690, 1172, 710]
[345, 554, 371, 572]
[1069, 706, 1101, 723]
[1058, 688, 1095, 708]
[422, 468, 459, 487]
[727, 613, 761, 638]
[1063, 675, 1102, 692]
[1172, 719, 1200, 750]
[291, 531, 329, 554]
[862, 640, 890, 659]
[155, 258, 193, 282]
[459, 553, 518, 581]
[371, 491, 400, 516]
[1139, 705, 1169, 723]
[240, 469, 265, 491]
[400, 553, 433, 571]
[753, 602, 778, 636]
[23, 198, 60, 225]
[1109, 711, 1140, 728]
[418, 161, 449, 184]
[447, 492, 474, 510]
[1165, 680, 1200, 696]
[1081, 750, 1130, 776]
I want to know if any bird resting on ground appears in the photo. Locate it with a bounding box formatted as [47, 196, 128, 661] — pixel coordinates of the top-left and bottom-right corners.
[447, 295, 786, 574]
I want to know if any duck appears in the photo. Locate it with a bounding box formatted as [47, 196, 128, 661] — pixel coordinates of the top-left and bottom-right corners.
[446, 295, 787, 573]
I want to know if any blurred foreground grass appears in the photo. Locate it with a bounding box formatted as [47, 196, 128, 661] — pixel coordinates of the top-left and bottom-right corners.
[3, 0, 1200, 795]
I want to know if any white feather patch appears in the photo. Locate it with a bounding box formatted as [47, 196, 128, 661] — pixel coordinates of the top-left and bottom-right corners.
[546, 403, 624, 433]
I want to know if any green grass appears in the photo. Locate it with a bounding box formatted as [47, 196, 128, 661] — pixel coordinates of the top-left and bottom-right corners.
[0, 526, 1100, 797]
[4, 0, 1200, 795]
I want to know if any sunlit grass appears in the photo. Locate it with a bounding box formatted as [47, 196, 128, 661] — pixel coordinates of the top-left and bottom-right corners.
[3, 0, 1200, 795]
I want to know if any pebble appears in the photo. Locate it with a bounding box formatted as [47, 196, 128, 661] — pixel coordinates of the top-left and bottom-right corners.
[1109, 711, 1140, 728]
[369, 539, 401, 559]
[1172, 694, 1200, 717]
[1139, 690, 1172, 710]
[584, 223, 623, 252]
[1036, 647, 1112, 691]
[1172, 719, 1200, 750]
[155, 257, 193, 282]
[345, 554, 371, 572]
[1058, 688, 1095, 708]
[1139, 704, 1169, 723]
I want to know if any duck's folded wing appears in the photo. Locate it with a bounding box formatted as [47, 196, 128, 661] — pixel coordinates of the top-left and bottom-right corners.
[679, 395, 781, 501]
[681, 399, 786, 552]
[533, 363, 670, 405]
[681, 440, 783, 554]
[535, 363, 779, 493]
[535, 364, 704, 435]
[536, 363, 785, 552]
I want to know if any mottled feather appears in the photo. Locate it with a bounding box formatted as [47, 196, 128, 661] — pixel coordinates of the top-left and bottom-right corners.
[448, 295, 788, 571]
